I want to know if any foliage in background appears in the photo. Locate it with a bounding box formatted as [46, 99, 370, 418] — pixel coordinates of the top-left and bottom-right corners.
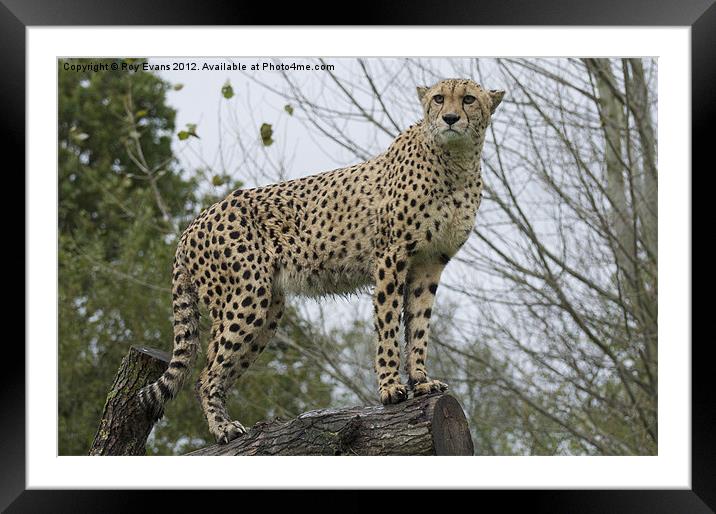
[58, 59, 333, 455]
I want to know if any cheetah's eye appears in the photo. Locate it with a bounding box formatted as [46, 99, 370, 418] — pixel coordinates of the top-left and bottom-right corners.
[433, 95, 444, 104]
[463, 95, 476, 104]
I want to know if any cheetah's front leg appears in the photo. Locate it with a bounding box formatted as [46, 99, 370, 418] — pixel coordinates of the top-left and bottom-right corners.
[404, 260, 448, 396]
[373, 252, 409, 405]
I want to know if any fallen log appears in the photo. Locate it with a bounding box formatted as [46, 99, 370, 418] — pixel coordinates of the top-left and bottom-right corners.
[187, 392, 474, 456]
[93, 346, 474, 456]
[89, 346, 170, 456]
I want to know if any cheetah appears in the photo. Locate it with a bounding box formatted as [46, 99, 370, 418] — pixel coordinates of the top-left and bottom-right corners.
[139, 78, 505, 444]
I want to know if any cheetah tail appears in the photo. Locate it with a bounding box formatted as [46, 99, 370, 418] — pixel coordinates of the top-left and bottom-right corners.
[138, 257, 200, 421]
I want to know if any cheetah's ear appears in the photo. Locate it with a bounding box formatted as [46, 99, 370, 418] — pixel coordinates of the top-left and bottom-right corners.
[489, 89, 505, 114]
[416, 86, 429, 103]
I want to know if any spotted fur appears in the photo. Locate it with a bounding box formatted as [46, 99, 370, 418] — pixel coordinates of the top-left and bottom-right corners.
[139, 78, 505, 444]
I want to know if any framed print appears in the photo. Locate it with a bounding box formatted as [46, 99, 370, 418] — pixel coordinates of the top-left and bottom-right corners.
[8, 0, 714, 510]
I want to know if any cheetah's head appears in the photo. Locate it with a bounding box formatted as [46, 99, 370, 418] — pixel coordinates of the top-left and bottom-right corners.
[417, 78, 504, 153]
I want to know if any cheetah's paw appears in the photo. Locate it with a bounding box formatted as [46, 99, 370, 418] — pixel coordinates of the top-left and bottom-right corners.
[412, 379, 448, 397]
[379, 383, 408, 405]
[213, 420, 247, 444]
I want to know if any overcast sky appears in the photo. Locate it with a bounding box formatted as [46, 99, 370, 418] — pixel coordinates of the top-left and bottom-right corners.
[154, 58, 386, 185]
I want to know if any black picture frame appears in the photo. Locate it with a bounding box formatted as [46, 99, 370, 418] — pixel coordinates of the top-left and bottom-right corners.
[7, 0, 712, 511]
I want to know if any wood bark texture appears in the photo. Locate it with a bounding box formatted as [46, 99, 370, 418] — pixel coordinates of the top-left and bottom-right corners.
[187, 392, 474, 456]
[89, 346, 170, 456]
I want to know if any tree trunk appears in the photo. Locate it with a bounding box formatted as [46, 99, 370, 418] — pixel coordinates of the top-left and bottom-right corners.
[89, 346, 170, 456]
[186, 393, 474, 456]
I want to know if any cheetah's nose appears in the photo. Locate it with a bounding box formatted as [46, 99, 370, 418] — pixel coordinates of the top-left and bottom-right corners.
[442, 113, 460, 126]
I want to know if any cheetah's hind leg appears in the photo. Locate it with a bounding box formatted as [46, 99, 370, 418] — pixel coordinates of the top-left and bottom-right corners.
[196, 286, 285, 444]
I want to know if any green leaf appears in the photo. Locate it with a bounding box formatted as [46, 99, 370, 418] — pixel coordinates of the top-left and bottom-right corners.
[173, 83, 184, 91]
[178, 123, 199, 140]
[260, 123, 274, 146]
[135, 110, 148, 118]
[221, 81, 234, 99]
[284, 104, 294, 116]
[211, 175, 226, 186]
